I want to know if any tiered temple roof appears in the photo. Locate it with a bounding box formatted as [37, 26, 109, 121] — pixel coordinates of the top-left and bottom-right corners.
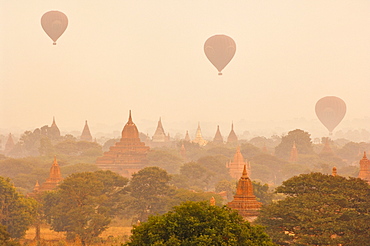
[184, 131, 191, 142]
[213, 125, 223, 144]
[38, 156, 63, 192]
[226, 146, 250, 179]
[227, 123, 238, 144]
[358, 152, 370, 184]
[96, 111, 150, 177]
[80, 120, 93, 142]
[227, 165, 262, 222]
[192, 123, 208, 146]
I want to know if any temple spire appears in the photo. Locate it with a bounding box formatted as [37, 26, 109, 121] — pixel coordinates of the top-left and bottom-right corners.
[128, 110, 133, 123]
[332, 166, 337, 176]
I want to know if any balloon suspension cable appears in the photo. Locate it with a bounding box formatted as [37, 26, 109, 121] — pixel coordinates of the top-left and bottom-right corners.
[218, 72, 222, 75]
[53, 42, 56, 45]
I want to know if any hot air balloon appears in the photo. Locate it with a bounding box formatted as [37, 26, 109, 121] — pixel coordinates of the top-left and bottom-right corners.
[41, 11, 68, 45]
[315, 96, 346, 135]
[204, 35, 236, 75]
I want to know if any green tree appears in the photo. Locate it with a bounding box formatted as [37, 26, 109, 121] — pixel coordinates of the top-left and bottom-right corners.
[43, 170, 128, 244]
[256, 173, 370, 246]
[275, 129, 314, 160]
[0, 176, 37, 239]
[127, 167, 172, 221]
[0, 225, 20, 246]
[126, 201, 275, 246]
[178, 162, 213, 191]
[147, 150, 184, 174]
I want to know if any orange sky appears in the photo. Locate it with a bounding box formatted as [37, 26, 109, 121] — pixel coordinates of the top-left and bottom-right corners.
[1, 1, 370, 138]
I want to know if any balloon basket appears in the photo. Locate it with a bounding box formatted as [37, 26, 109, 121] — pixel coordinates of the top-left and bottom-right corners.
[218, 72, 222, 75]
[53, 42, 56, 45]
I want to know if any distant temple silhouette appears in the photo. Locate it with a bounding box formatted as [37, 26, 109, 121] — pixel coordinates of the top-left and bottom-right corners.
[213, 125, 224, 144]
[80, 120, 93, 142]
[149, 117, 173, 148]
[227, 165, 262, 222]
[4, 133, 15, 156]
[96, 111, 149, 177]
[358, 152, 370, 184]
[289, 141, 298, 162]
[226, 146, 250, 179]
[192, 123, 208, 146]
[48, 117, 61, 139]
[227, 123, 238, 144]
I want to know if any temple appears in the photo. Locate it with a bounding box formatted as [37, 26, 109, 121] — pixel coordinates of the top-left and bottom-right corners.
[184, 131, 191, 142]
[358, 152, 370, 184]
[80, 120, 93, 142]
[227, 123, 238, 144]
[320, 138, 333, 155]
[332, 166, 337, 176]
[213, 125, 223, 144]
[289, 141, 298, 162]
[192, 123, 208, 146]
[150, 118, 172, 147]
[226, 146, 250, 179]
[227, 165, 262, 222]
[4, 133, 15, 156]
[30, 156, 63, 196]
[48, 117, 61, 139]
[96, 111, 150, 177]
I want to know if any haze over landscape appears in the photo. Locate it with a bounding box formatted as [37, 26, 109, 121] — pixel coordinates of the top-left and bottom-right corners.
[2, 1, 370, 139]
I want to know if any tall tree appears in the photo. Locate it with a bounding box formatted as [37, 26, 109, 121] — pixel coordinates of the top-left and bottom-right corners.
[126, 201, 275, 246]
[0, 176, 37, 239]
[256, 173, 370, 246]
[275, 129, 314, 160]
[43, 170, 128, 244]
[127, 167, 172, 221]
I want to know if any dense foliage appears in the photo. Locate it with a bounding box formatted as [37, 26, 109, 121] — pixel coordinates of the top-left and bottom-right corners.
[256, 173, 370, 245]
[43, 170, 129, 244]
[0, 176, 37, 239]
[126, 201, 275, 246]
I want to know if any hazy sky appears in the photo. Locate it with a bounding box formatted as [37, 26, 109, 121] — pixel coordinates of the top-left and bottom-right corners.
[1, 1, 370, 138]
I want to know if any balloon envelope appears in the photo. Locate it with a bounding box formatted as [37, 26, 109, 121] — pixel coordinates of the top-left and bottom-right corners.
[204, 35, 236, 75]
[315, 96, 346, 134]
[41, 11, 68, 45]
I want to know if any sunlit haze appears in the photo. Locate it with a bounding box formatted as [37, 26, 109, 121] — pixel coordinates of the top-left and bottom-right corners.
[2, 1, 370, 140]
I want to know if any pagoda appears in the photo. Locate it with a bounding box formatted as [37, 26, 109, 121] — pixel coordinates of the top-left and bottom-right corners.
[192, 123, 208, 146]
[180, 143, 187, 160]
[151, 118, 172, 147]
[4, 133, 15, 155]
[213, 125, 223, 144]
[48, 117, 61, 139]
[227, 165, 262, 222]
[38, 156, 63, 192]
[227, 123, 238, 144]
[184, 131, 191, 142]
[226, 146, 250, 179]
[96, 111, 150, 177]
[320, 138, 333, 155]
[289, 142, 298, 162]
[80, 120, 93, 142]
[358, 152, 370, 184]
[152, 118, 167, 142]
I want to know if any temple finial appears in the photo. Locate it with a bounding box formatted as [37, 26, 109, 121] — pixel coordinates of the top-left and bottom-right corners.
[242, 164, 248, 177]
[363, 151, 367, 159]
[128, 110, 133, 123]
[332, 166, 337, 176]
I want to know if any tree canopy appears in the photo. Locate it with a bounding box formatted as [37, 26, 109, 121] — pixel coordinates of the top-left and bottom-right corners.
[126, 201, 275, 246]
[0, 176, 37, 239]
[275, 129, 314, 160]
[256, 172, 370, 245]
[43, 170, 128, 244]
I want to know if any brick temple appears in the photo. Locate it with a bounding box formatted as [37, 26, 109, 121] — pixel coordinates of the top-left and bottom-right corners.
[227, 165, 262, 222]
[96, 111, 149, 177]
